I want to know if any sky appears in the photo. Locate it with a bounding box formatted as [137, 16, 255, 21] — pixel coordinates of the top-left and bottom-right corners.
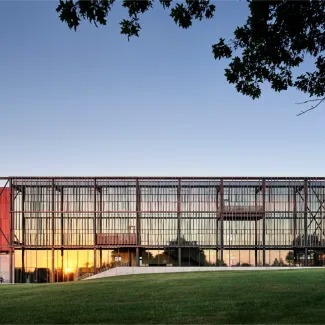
[0, 1, 324, 178]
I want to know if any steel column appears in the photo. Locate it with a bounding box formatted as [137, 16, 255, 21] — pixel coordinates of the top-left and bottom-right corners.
[60, 187, 64, 247]
[254, 224, 258, 265]
[51, 180, 55, 282]
[60, 186, 64, 277]
[216, 185, 219, 262]
[254, 189, 258, 266]
[177, 178, 181, 266]
[135, 248, 139, 266]
[136, 179, 141, 266]
[220, 179, 224, 263]
[293, 186, 297, 265]
[93, 179, 97, 274]
[51, 250, 55, 282]
[9, 178, 13, 283]
[262, 178, 266, 266]
[304, 178, 308, 266]
[293, 187, 297, 247]
[21, 187, 25, 282]
[99, 187, 102, 270]
[61, 250, 64, 281]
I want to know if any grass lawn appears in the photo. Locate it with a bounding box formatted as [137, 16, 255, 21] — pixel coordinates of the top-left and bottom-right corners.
[0, 269, 325, 324]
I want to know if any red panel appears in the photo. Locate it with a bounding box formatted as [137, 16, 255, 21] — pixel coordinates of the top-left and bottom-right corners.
[0, 188, 10, 252]
[97, 233, 136, 245]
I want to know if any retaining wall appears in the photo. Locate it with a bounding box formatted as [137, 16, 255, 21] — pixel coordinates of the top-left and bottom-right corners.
[85, 266, 322, 280]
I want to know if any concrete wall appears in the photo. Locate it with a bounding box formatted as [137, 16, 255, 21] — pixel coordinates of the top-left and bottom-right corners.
[85, 266, 321, 280]
[0, 254, 11, 283]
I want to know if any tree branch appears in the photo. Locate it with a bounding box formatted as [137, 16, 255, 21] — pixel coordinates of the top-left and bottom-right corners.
[296, 98, 325, 105]
[296, 97, 325, 116]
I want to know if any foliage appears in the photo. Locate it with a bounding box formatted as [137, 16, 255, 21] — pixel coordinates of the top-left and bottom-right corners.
[293, 234, 325, 263]
[294, 234, 325, 247]
[142, 251, 170, 265]
[285, 234, 325, 266]
[110, 248, 134, 266]
[285, 251, 295, 265]
[56, 0, 216, 39]
[164, 236, 209, 266]
[108, 238, 213, 266]
[213, 1, 325, 101]
[215, 259, 227, 266]
[56, 0, 325, 105]
[235, 262, 251, 267]
[272, 257, 286, 267]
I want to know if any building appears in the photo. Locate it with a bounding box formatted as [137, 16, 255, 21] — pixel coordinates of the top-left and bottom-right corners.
[0, 176, 324, 283]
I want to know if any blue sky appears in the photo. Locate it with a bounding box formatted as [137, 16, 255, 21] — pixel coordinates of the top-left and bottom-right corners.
[0, 1, 323, 177]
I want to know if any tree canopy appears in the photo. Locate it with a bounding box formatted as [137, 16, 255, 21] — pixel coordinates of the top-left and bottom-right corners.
[56, 0, 325, 114]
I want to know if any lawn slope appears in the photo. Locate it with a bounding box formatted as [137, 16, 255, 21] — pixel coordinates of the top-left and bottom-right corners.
[0, 269, 324, 324]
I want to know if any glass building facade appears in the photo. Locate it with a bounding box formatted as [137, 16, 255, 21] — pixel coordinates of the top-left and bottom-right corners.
[0, 177, 324, 283]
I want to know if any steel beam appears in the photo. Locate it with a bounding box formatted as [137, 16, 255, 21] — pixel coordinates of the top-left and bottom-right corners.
[0, 180, 9, 197]
[11, 245, 324, 250]
[10, 183, 318, 190]
[7, 176, 325, 180]
[309, 188, 325, 237]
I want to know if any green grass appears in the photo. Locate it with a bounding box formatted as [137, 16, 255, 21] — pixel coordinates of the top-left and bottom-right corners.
[1, 269, 325, 324]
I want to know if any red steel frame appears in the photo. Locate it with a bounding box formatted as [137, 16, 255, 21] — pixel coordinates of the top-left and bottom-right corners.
[1, 176, 325, 283]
